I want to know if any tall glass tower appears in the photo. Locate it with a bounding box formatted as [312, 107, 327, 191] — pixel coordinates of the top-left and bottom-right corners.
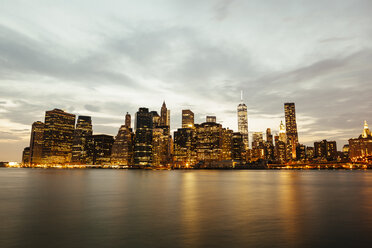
[237, 91, 249, 150]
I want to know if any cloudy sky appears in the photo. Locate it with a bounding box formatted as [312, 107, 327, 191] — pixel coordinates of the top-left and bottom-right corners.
[1, 0, 372, 161]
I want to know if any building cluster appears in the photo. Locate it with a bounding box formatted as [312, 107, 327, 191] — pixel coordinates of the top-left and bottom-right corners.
[21, 99, 372, 167]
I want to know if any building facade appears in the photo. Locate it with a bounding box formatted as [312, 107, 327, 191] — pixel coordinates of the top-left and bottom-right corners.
[42, 109, 76, 164]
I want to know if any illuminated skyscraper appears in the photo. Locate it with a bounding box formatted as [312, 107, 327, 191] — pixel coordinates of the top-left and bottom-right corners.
[160, 101, 170, 127]
[111, 113, 134, 165]
[279, 121, 286, 143]
[173, 128, 197, 167]
[182, 109, 194, 128]
[266, 128, 273, 145]
[237, 91, 249, 149]
[72, 116, 93, 164]
[29, 121, 44, 164]
[42, 109, 76, 164]
[90, 134, 114, 165]
[195, 122, 223, 162]
[134, 108, 153, 166]
[22, 147, 30, 165]
[284, 103, 298, 160]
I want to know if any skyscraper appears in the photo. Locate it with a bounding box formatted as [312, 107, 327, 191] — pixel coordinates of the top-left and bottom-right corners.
[42, 109, 76, 164]
[160, 101, 170, 127]
[237, 91, 249, 150]
[134, 108, 153, 166]
[182, 109, 194, 128]
[89, 134, 114, 165]
[125, 112, 131, 129]
[72, 116, 93, 164]
[284, 103, 298, 160]
[111, 124, 134, 166]
[29, 121, 44, 164]
[111, 113, 134, 165]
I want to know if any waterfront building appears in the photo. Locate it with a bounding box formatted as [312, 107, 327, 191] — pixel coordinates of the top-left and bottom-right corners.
[72, 116, 93, 164]
[42, 109, 76, 164]
[134, 108, 153, 166]
[314, 140, 337, 161]
[296, 144, 306, 161]
[173, 128, 197, 167]
[152, 127, 172, 167]
[22, 147, 30, 165]
[89, 135, 114, 165]
[29, 121, 44, 164]
[111, 120, 134, 166]
[284, 103, 299, 160]
[182, 109, 194, 128]
[237, 92, 249, 149]
[195, 122, 223, 162]
[306, 147, 314, 160]
[349, 121, 372, 162]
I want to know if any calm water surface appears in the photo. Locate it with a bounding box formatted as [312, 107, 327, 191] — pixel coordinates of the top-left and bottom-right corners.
[1, 168, 372, 248]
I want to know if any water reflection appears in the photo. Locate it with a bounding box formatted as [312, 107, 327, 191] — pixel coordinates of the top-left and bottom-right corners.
[1, 169, 372, 248]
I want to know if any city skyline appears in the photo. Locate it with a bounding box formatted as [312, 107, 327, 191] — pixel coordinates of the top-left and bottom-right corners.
[1, 0, 372, 161]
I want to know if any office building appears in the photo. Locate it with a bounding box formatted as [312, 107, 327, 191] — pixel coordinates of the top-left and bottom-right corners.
[72, 116, 93, 164]
[182, 109, 194, 128]
[42, 109, 76, 164]
[29, 121, 44, 164]
[237, 92, 249, 149]
[134, 108, 153, 166]
[284, 103, 299, 160]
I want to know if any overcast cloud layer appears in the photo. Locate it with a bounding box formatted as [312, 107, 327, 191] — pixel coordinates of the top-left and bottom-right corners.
[0, 0, 371, 161]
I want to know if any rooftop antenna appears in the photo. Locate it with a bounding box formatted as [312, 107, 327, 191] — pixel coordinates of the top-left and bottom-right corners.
[240, 90, 243, 102]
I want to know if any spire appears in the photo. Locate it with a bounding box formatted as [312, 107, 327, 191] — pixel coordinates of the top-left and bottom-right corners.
[362, 120, 371, 138]
[162, 101, 166, 108]
[240, 90, 243, 102]
[279, 121, 285, 133]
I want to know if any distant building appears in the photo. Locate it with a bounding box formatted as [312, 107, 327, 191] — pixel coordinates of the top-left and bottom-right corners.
[42, 109, 76, 164]
[90, 135, 114, 165]
[206, 116, 216, 123]
[314, 140, 337, 161]
[134, 108, 153, 166]
[221, 128, 233, 160]
[195, 122, 223, 162]
[72, 116, 93, 164]
[182, 109, 194, 128]
[266, 128, 273, 145]
[173, 128, 197, 167]
[237, 92, 249, 149]
[306, 147, 314, 160]
[160, 101, 170, 128]
[232, 132, 244, 160]
[274, 135, 286, 163]
[22, 147, 30, 165]
[111, 119, 134, 166]
[125, 112, 131, 129]
[349, 121, 372, 162]
[29, 121, 44, 164]
[284, 103, 298, 160]
[296, 144, 306, 161]
[152, 127, 172, 167]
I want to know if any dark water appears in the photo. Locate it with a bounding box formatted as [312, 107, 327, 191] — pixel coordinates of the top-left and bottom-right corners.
[1, 168, 372, 248]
